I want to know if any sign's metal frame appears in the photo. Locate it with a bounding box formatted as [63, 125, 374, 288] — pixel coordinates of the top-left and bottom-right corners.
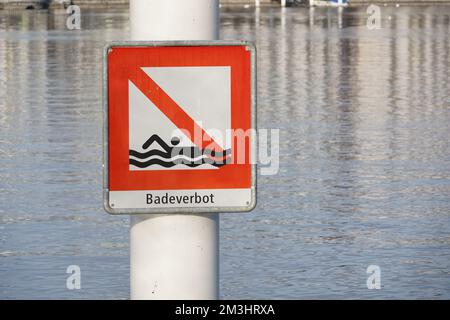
[103, 40, 257, 214]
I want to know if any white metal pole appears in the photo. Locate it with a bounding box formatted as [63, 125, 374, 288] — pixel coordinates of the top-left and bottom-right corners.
[129, 0, 220, 300]
[281, 0, 286, 7]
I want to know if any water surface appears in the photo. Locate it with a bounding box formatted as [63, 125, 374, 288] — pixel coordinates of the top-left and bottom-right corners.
[1, 6, 450, 299]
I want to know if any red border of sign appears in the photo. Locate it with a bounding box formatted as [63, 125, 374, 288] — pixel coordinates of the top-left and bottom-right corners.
[107, 45, 252, 191]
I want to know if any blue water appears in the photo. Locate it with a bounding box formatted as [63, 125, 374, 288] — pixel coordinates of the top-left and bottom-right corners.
[1, 6, 450, 299]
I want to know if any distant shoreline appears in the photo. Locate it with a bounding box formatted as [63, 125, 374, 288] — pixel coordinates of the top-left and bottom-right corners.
[1, 0, 450, 10]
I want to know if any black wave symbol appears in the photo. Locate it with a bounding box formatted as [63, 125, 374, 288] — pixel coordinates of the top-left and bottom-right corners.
[129, 148, 231, 160]
[130, 158, 228, 168]
[129, 134, 231, 168]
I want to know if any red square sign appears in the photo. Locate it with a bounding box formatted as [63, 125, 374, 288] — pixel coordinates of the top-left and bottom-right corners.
[103, 41, 256, 214]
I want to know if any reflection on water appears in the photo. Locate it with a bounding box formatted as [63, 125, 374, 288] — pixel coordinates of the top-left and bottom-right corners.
[0, 6, 450, 299]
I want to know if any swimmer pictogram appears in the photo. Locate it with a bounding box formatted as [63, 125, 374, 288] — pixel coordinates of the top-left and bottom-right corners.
[129, 134, 231, 168]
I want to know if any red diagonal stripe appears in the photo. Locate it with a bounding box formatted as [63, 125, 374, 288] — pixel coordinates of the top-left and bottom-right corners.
[128, 67, 224, 153]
